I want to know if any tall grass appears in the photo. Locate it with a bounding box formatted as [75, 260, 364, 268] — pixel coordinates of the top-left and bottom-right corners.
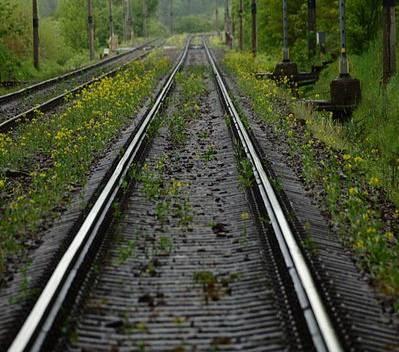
[309, 37, 399, 204]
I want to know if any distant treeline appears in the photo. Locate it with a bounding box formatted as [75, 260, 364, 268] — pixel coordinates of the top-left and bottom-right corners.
[0, 0, 160, 80]
[0, 0, 387, 80]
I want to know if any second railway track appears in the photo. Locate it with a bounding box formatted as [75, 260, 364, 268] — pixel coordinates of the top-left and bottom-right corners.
[5, 37, 399, 352]
[0, 40, 160, 132]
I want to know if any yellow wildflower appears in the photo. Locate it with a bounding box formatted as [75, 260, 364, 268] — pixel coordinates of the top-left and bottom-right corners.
[354, 240, 365, 250]
[368, 177, 381, 187]
[385, 232, 395, 242]
[348, 187, 358, 196]
[240, 212, 250, 221]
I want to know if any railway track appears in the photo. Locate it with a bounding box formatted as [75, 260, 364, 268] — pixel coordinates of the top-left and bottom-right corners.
[4, 37, 398, 352]
[0, 40, 160, 132]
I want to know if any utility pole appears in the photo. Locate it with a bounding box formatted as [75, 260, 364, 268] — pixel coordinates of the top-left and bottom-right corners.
[329, 0, 361, 119]
[88, 0, 95, 60]
[383, 0, 396, 85]
[224, 0, 232, 48]
[239, 0, 243, 50]
[108, 0, 114, 39]
[128, 0, 134, 43]
[142, 0, 148, 37]
[252, 0, 257, 57]
[32, 0, 39, 69]
[216, 1, 220, 37]
[273, 0, 298, 80]
[170, 0, 174, 34]
[282, 0, 289, 61]
[307, 0, 316, 59]
[123, 0, 129, 43]
[338, 0, 348, 76]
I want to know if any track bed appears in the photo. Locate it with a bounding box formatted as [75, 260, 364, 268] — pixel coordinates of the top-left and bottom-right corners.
[62, 45, 291, 352]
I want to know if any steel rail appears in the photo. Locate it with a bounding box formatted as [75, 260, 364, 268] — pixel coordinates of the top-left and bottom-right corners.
[7, 38, 190, 352]
[203, 40, 343, 352]
[0, 45, 159, 133]
[0, 39, 158, 105]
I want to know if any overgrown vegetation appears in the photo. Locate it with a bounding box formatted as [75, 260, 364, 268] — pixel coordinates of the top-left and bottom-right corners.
[0, 0, 160, 81]
[224, 50, 399, 307]
[307, 38, 399, 205]
[0, 52, 171, 275]
[230, 0, 382, 67]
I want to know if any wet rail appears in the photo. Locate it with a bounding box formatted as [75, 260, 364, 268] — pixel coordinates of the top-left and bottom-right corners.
[7, 38, 190, 352]
[7, 38, 345, 352]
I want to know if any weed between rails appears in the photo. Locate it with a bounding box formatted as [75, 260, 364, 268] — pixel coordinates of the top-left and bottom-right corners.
[167, 66, 206, 146]
[193, 271, 240, 304]
[121, 67, 206, 271]
[0, 52, 171, 276]
[224, 51, 399, 307]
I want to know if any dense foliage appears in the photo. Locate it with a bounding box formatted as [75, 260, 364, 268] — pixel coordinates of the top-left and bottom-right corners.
[230, 0, 383, 64]
[0, 0, 160, 81]
[0, 51, 171, 273]
[0, 0, 388, 80]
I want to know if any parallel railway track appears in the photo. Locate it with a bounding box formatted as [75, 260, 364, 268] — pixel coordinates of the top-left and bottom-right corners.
[5, 37, 396, 352]
[7, 36, 343, 352]
[0, 40, 160, 133]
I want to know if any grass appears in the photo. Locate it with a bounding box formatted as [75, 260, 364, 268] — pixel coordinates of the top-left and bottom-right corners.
[130, 67, 207, 230]
[193, 271, 240, 304]
[223, 48, 399, 307]
[202, 145, 217, 162]
[0, 51, 171, 275]
[305, 37, 399, 205]
[115, 240, 136, 266]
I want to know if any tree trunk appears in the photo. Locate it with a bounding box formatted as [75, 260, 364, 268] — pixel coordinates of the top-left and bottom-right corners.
[32, 0, 39, 69]
[143, 0, 148, 37]
[128, 0, 134, 43]
[239, 0, 243, 51]
[308, 0, 316, 59]
[383, 0, 396, 84]
[252, 0, 257, 57]
[170, 0, 174, 34]
[108, 0, 114, 39]
[88, 0, 95, 60]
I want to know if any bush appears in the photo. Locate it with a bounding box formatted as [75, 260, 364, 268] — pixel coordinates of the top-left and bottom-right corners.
[0, 42, 25, 81]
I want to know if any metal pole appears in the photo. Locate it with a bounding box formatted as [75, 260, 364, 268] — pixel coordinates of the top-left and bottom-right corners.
[307, 0, 316, 58]
[339, 0, 349, 76]
[170, 0, 174, 34]
[32, 0, 39, 69]
[383, 0, 396, 84]
[225, 0, 229, 45]
[108, 0, 114, 39]
[216, 1, 220, 37]
[88, 0, 95, 60]
[282, 0, 289, 61]
[252, 0, 257, 57]
[239, 0, 243, 50]
[227, 0, 232, 48]
[224, 0, 232, 48]
[142, 0, 147, 37]
[128, 0, 134, 43]
[124, 0, 129, 42]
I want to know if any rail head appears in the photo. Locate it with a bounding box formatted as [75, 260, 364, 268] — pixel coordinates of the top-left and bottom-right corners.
[202, 39, 343, 352]
[7, 37, 190, 352]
